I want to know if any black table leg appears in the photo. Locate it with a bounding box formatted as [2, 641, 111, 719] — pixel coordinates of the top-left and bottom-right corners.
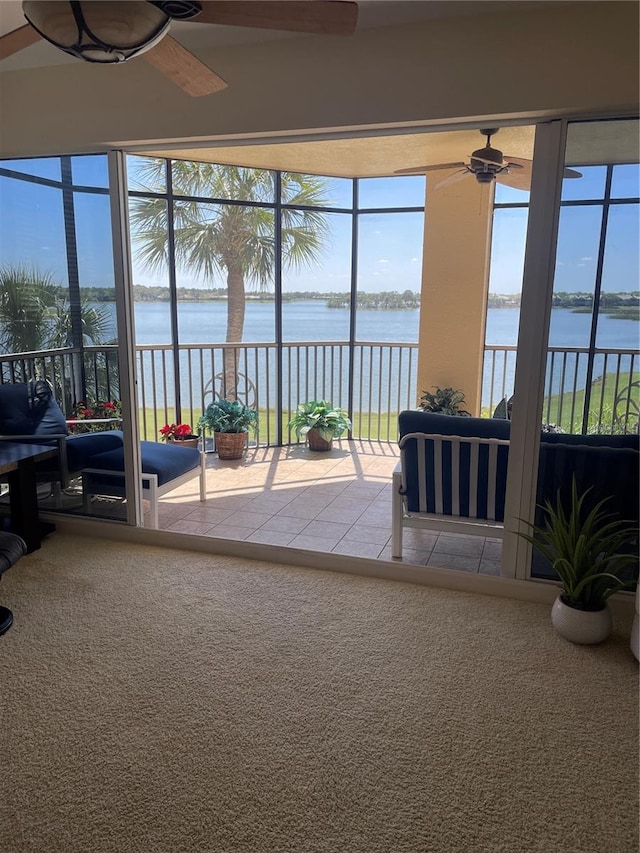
[7, 458, 44, 553]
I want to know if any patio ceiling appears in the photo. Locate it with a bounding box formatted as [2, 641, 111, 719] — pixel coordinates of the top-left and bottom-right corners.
[141, 126, 537, 179]
[141, 118, 640, 179]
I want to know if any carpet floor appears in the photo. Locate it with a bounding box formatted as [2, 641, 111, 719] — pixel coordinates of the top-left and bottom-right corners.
[1, 534, 638, 853]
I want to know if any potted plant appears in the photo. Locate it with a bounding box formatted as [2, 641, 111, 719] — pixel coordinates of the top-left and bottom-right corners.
[159, 422, 199, 449]
[518, 478, 638, 644]
[288, 400, 352, 451]
[198, 399, 258, 460]
[418, 387, 470, 416]
[67, 399, 122, 433]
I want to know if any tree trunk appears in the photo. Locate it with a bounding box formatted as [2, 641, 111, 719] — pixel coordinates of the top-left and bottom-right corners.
[223, 264, 245, 400]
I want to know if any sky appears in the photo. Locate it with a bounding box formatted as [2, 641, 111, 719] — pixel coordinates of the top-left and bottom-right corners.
[0, 155, 638, 297]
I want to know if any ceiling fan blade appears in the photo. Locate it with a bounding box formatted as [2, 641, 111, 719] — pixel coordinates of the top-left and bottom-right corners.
[498, 158, 582, 191]
[434, 169, 471, 190]
[496, 170, 532, 191]
[143, 35, 227, 97]
[193, 1, 358, 35]
[394, 162, 466, 175]
[0, 24, 42, 61]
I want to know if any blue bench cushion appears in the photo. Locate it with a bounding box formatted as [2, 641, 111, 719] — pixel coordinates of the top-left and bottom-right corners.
[86, 440, 201, 488]
[66, 430, 125, 472]
[399, 410, 511, 441]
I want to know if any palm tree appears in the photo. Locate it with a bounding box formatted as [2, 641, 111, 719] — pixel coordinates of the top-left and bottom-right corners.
[129, 160, 331, 396]
[0, 265, 109, 354]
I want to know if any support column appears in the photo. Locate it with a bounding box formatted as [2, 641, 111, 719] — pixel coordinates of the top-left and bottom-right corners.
[417, 175, 494, 415]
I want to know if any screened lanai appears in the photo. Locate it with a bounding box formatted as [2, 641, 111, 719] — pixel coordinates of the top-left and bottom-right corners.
[0, 119, 638, 579]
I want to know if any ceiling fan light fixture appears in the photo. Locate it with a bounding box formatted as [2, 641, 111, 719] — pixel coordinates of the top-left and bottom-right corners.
[22, 0, 171, 64]
[474, 172, 496, 184]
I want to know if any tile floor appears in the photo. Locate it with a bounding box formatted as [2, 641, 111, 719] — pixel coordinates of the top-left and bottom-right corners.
[156, 440, 503, 575]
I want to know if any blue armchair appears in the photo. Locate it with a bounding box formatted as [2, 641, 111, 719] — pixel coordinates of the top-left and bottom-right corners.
[0, 381, 206, 527]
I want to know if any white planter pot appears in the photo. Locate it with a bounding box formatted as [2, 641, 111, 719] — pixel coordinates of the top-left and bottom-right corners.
[551, 595, 612, 645]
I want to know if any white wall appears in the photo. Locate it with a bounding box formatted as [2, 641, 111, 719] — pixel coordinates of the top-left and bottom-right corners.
[0, 2, 637, 158]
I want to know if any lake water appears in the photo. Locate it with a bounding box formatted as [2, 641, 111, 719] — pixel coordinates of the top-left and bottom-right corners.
[99, 302, 639, 412]
[103, 301, 640, 350]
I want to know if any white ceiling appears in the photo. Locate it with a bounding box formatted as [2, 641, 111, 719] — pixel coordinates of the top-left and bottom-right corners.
[0, 1, 570, 71]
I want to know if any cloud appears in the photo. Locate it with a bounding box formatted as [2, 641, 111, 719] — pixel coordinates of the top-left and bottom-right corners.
[579, 256, 593, 261]
[378, 259, 389, 264]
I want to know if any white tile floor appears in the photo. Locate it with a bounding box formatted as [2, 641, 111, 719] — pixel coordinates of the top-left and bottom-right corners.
[157, 440, 503, 575]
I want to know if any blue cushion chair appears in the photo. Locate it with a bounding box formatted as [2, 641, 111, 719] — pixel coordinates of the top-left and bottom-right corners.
[82, 440, 206, 528]
[0, 381, 206, 527]
[0, 379, 122, 488]
[392, 410, 640, 561]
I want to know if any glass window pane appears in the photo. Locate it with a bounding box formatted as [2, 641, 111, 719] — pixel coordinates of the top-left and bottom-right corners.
[282, 211, 351, 342]
[611, 164, 640, 199]
[561, 165, 606, 201]
[532, 118, 640, 585]
[282, 174, 352, 209]
[128, 194, 172, 343]
[127, 156, 166, 193]
[597, 203, 640, 346]
[358, 176, 425, 209]
[549, 205, 603, 348]
[0, 157, 61, 181]
[0, 175, 68, 288]
[74, 193, 115, 290]
[172, 162, 275, 203]
[356, 211, 423, 342]
[486, 208, 528, 347]
[71, 155, 109, 188]
[494, 182, 530, 204]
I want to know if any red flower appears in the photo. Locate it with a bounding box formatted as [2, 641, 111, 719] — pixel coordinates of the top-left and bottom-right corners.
[103, 402, 117, 411]
[159, 422, 193, 441]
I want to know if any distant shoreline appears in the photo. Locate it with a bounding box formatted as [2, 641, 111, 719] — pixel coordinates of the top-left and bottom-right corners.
[79, 286, 639, 319]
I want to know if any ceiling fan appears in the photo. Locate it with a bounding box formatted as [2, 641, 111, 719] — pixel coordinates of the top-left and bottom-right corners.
[0, 0, 358, 97]
[395, 128, 582, 191]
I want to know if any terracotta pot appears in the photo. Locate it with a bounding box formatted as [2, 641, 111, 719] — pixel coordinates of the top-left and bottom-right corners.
[168, 436, 199, 449]
[551, 594, 612, 645]
[214, 431, 247, 460]
[307, 427, 333, 452]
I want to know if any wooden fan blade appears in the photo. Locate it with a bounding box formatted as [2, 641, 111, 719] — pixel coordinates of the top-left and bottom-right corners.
[496, 158, 532, 191]
[434, 169, 472, 190]
[497, 159, 582, 191]
[143, 35, 227, 97]
[496, 171, 531, 191]
[0, 24, 42, 61]
[394, 162, 466, 175]
[193, 1, 358, 35]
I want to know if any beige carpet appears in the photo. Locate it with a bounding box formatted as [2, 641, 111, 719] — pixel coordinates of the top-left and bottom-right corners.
[1, 535, 637, 853]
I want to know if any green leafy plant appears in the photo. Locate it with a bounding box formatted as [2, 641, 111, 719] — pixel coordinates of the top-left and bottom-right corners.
[518, 478, 638, 611]
[199, 399, 258, 434]
[288, 400, 352, 442]
[419, 387, 470, 416]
